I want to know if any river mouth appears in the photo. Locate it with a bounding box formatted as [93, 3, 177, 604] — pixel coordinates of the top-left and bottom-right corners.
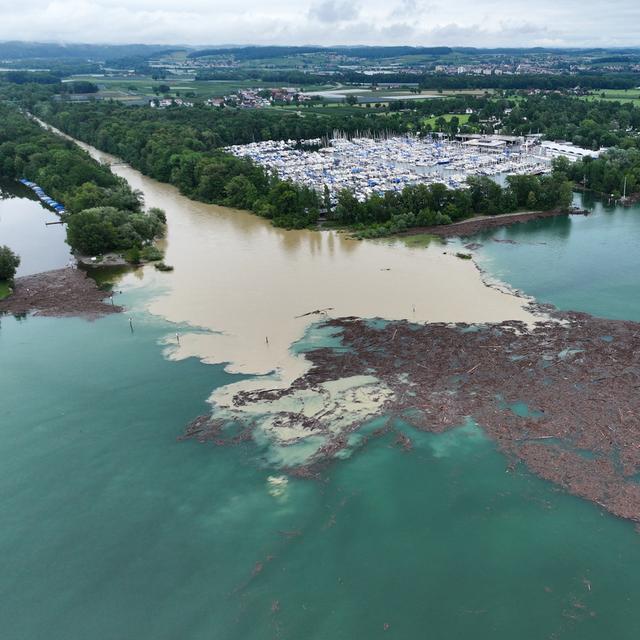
[67, 137, 538, 359]
[31, 122, 538, 422]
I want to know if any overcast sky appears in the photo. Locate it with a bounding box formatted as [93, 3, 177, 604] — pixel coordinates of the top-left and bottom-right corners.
[0, 0, 638, 48]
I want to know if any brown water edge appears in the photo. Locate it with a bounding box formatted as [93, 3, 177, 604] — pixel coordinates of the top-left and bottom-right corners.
[398, 208, 589, 238]
[0, 268, 121, 318]
[184, 311, 640, 526]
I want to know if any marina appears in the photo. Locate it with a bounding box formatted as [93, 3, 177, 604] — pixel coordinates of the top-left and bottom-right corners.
[18, 178, 66, 213]
[226, 135, 551, 202]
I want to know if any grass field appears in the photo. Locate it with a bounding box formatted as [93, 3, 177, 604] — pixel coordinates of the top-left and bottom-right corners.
[582, 89, 640, 106]
[422, 113, 471, 127]
[0, 280, 11, 300]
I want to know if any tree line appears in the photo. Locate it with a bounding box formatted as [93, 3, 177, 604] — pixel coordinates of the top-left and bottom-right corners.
[559, 149, 640, 197]
[332, 173, 573, 237]
[0, 104, 165, 255]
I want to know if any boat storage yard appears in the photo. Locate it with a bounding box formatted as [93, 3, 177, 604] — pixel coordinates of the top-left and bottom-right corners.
[226, 135, 551, 201]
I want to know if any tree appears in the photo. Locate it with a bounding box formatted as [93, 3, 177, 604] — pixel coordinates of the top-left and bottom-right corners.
[224, 175, 258, 209]
[65, 207, 163, 255]
[66, 207, 119, 255]
[0, 245, 20, 282]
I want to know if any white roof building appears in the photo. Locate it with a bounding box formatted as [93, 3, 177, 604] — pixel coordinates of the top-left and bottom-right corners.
[541, 141, 605, 161]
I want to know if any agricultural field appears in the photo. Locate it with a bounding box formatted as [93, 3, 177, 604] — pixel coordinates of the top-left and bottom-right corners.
[583, 88, 640, 106]
[62, 74, 491, 107]
[64, 75, 336, 101]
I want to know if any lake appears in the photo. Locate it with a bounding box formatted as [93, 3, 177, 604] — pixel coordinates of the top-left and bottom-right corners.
[2, 145, 640, 639]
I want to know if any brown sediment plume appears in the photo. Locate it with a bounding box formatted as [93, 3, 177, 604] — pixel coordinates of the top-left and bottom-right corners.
[184, 310, 640, 524]
[400, 208, 588, 238]
[0, 268, 121, 318]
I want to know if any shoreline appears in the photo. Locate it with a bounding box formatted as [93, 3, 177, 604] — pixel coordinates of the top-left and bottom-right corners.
[0, 268, 122, 318]
[398, 207, 588, 238]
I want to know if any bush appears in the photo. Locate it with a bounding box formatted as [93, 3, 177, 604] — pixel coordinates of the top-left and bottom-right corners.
[124, 247, 141, 264]
[140, 245, 163, 261]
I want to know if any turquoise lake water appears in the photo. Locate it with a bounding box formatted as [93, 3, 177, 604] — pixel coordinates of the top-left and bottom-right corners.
[469, 193, 640, 320]
[3, 195, 640, 638]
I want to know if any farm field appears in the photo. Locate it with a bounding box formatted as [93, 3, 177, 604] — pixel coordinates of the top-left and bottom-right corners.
[582, 89, 640, 106]
[65, 75, 337, 101]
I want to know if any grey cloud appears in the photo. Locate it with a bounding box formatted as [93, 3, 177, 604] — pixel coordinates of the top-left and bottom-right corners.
[0, 0, 639, 47]
[389, 0, 438, 20]
[308, 0, 360, 23]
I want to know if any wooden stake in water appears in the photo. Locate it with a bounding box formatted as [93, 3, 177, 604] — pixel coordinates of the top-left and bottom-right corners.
[129, 317, 134, 333]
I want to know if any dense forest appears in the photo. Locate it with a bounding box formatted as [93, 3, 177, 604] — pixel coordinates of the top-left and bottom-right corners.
[38, 100, 415, 228]
[0, 104, 165, 254]
[31, 98, 574, 232]
[3, 77, 640, 236]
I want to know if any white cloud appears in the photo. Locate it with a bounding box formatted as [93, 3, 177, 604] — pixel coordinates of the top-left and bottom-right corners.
[0, 0, 637, 47]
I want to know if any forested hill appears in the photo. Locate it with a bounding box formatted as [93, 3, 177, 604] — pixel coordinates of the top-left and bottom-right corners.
[188, 46, 454, 60]
[0, 42, 179, 61]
